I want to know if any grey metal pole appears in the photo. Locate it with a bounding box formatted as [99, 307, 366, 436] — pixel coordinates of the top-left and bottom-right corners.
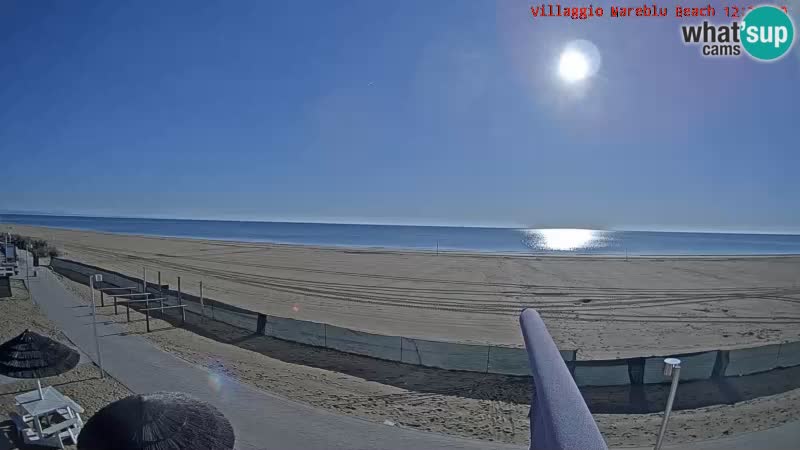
[654, 358, 681, 450]
[143, 266, 147, 293]
[90, 275, 105, 379]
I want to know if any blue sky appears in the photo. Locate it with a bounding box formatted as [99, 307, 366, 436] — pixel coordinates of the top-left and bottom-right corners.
[1, 1, 798, 232]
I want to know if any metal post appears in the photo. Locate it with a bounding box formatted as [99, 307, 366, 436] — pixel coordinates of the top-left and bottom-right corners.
[178, 276, 185, 323]
[126, 303, 130, 323]
[655, 358, 681, 450]
[90, 275, 105, 379]
[158, 271, 163, 309]
[114, 296, 118, 315]
[200, 281, 205, 318]
[146, 307, 150, 332]
[143, 267, 147, 293]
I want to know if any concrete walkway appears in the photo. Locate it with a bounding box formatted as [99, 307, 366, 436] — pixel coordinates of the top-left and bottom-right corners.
[24, 266, 522, 450]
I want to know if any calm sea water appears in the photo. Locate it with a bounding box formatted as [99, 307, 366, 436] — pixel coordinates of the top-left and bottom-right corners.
[1, 214, 799, 255]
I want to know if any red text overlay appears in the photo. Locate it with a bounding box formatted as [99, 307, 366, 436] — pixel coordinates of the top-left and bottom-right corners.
[530, 4, 790, 20]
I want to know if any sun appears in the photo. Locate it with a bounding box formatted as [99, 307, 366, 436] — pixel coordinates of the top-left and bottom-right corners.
[558, 50, 590, 83]
[556, 40, 601, 84]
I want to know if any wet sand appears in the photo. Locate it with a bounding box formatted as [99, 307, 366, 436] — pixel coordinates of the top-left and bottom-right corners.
[7, 224, 800, 359]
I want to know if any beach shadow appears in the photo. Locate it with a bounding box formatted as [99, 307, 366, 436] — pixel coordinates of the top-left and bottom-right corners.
[1, 371, 102, 397]
[0, 420, 22, 450]
[80, 321, 115, 327]
[148, 305, 800, 412]
[583, 365, 800, 413]
[0, 278, 11, 299]
[103, 324, 176, 337]
[151, 308, 534, 404]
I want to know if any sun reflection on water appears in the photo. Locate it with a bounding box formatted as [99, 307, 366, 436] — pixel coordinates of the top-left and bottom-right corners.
[523, 228, 606, 252]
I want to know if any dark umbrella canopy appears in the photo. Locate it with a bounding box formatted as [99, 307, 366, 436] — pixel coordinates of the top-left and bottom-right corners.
[78, 392, 235, 450]
[0, 329, 80, 379]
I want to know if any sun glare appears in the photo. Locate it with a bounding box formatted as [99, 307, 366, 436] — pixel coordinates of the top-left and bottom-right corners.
[524, 228, 602, 251]
[556, 40, 601, 84]
[558, 50, 590, 82]
[540, 229, 597, 251]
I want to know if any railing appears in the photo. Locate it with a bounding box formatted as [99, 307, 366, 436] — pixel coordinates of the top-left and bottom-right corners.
[520, 309, 607, 450]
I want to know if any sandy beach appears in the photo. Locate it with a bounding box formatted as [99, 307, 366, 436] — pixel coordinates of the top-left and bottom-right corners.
[3, 226, 799, 446]
[7, 224, 800, 360]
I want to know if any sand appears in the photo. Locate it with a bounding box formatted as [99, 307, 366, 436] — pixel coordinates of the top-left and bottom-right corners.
[0, 278, 131, 450]
[51, 271, 800, 447]
[3, 240, 797, 447]
[8, 224, 800, 359]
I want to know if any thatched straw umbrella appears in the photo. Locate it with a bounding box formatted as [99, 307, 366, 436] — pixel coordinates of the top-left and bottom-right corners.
[78, 391, 235, 450]
[0, 329, 80, 398]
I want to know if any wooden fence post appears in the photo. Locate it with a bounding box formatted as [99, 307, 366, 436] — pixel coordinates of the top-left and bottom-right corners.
[200, 281, 205, 319]
[178, 276, 185, 324]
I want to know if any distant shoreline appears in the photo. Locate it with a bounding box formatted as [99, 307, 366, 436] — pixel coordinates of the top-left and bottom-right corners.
[8, 222, 800, 359]
[4, 223, 800, 259]
[2, 212, 799, 236]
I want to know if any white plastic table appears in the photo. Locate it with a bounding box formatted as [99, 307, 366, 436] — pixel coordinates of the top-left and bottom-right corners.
[15, 387, 81, 443]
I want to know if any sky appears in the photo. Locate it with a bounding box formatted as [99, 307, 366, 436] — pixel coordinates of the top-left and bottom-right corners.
[1, 1, 798, 232]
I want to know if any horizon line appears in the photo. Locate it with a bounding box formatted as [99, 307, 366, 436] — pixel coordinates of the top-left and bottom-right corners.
[1, 210, 799, 236]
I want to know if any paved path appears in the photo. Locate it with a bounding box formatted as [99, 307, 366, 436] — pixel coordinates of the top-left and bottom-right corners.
[24, 265, 522, 450]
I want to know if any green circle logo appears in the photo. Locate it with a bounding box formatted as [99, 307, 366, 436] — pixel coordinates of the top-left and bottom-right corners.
[741, 6, 795, 61]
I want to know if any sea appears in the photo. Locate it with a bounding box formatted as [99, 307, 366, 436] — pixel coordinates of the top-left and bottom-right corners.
[1, 214, 800, 256]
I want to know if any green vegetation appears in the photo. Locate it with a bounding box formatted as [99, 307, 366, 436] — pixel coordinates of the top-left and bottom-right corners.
[7, 234, 60, 258]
